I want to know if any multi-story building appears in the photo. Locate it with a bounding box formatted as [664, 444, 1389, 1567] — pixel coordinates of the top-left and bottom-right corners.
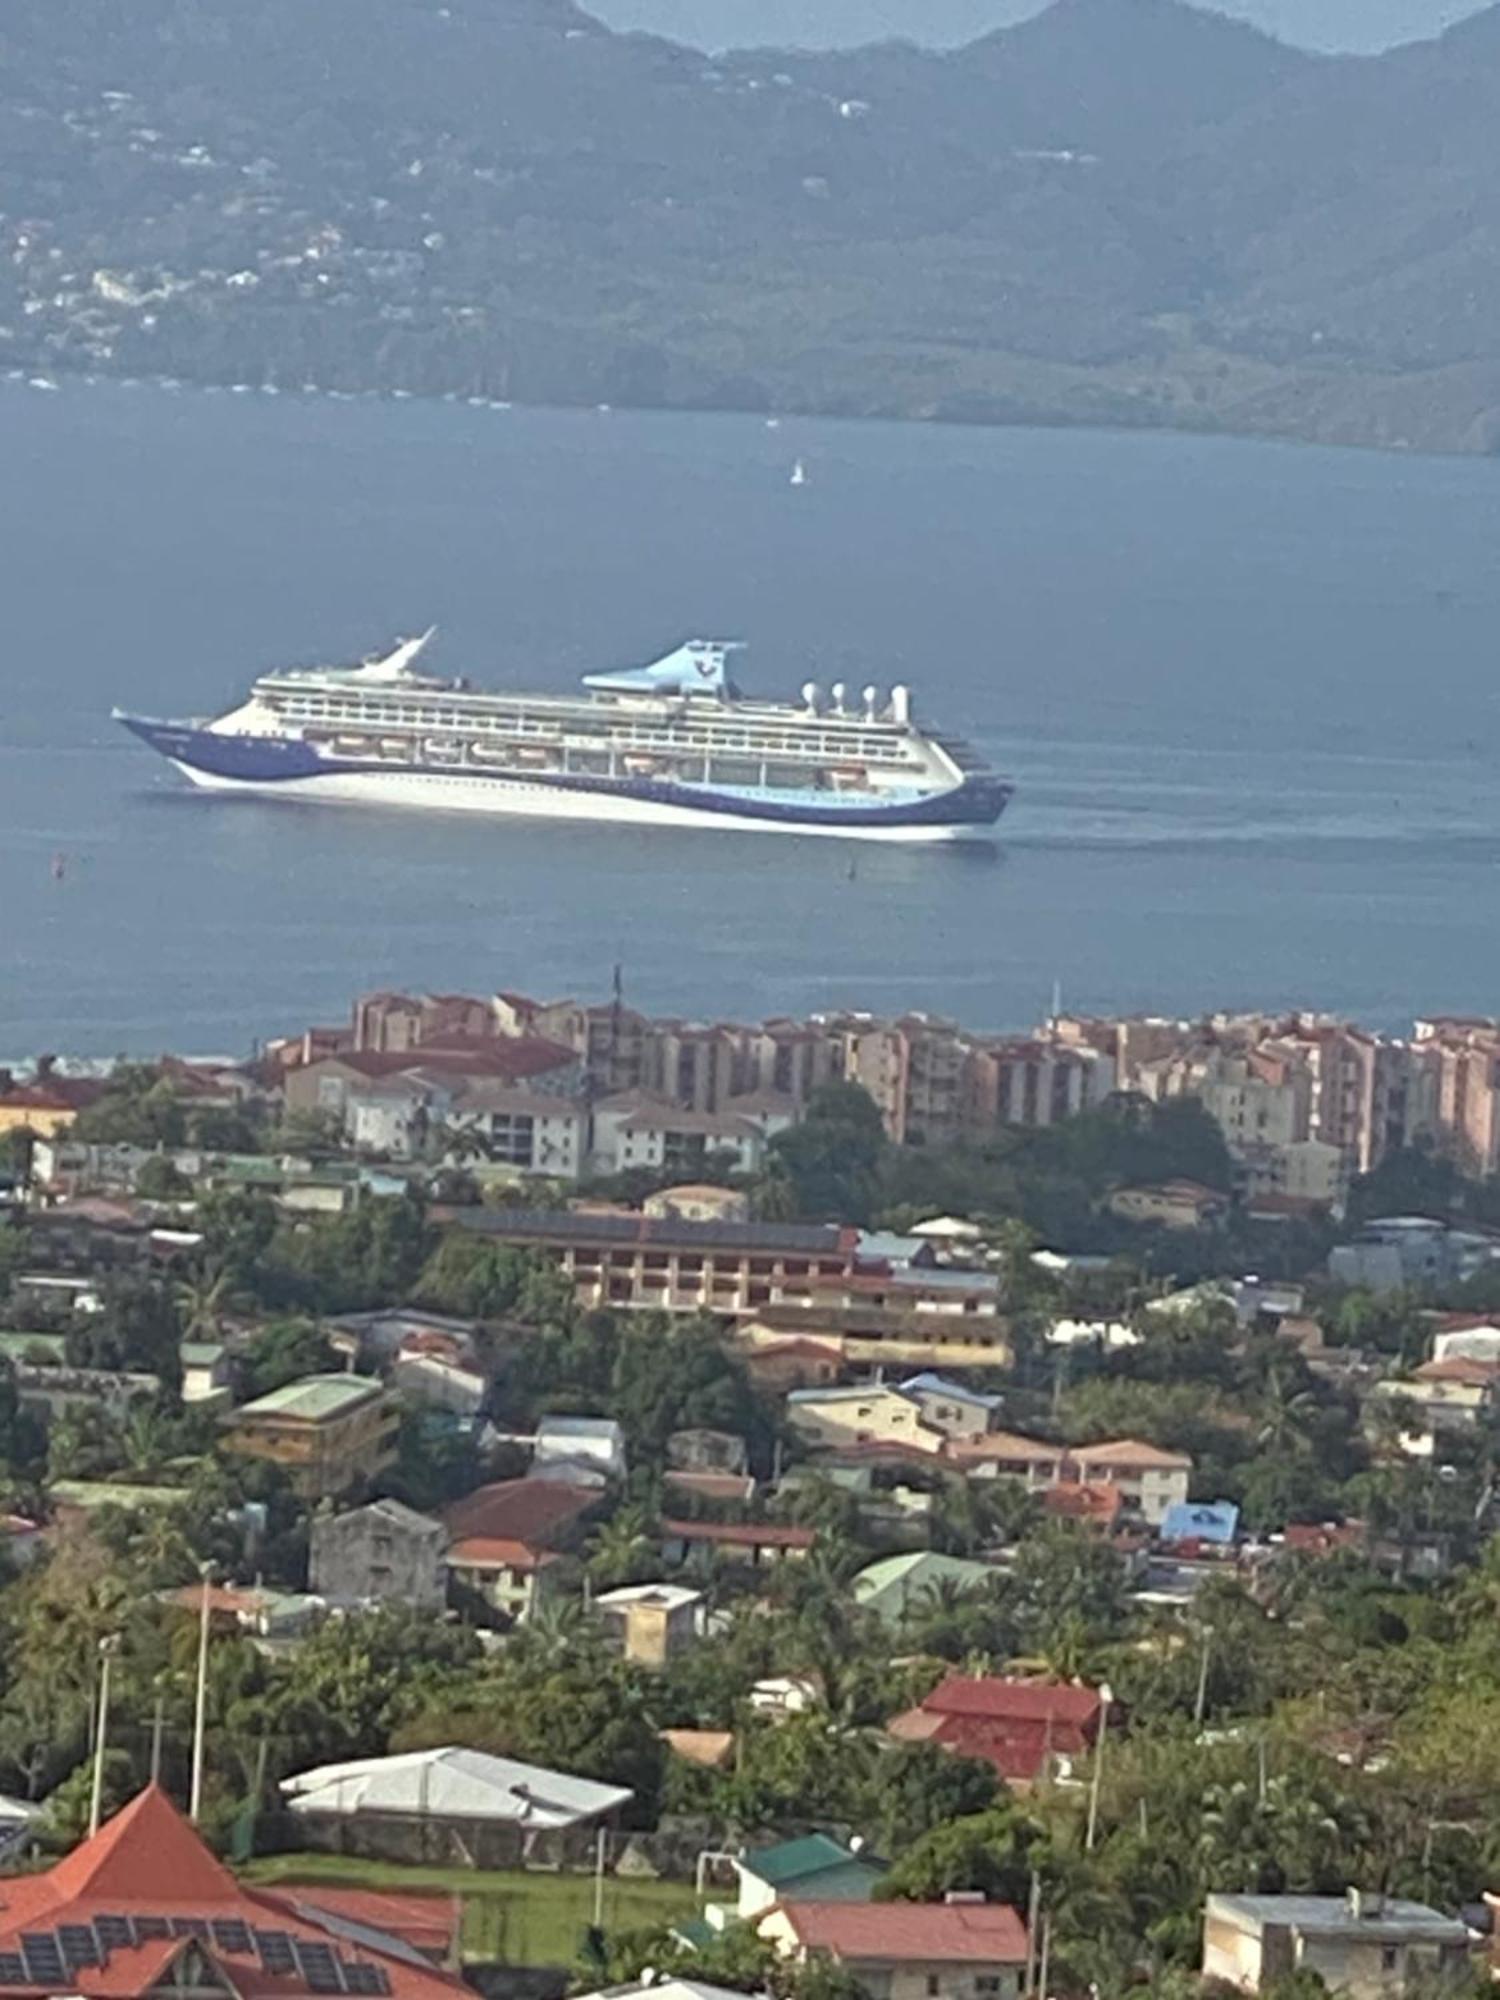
[1201, 1892, 1469, 1996]
[589, 1091, 768, 1178]
[309, 1496, 447, 1611]
[222, 1374, 398, 1499]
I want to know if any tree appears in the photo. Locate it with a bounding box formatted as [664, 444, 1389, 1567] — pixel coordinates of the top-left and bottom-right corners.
[858, 1740, 999, 1853]
[769, 1082, 888, 1223]
[877, 1801, 1045, 1905]
[241, 1318, 334, 1399]
[136, 1154, 191, 1201]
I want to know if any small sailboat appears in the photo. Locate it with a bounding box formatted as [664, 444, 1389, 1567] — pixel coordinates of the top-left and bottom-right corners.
[789, 457, 807, 487]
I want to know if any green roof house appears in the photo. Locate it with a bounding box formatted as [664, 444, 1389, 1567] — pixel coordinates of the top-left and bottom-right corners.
[735, 1834, 883, 1918]
[853, 1550, 994, 1627]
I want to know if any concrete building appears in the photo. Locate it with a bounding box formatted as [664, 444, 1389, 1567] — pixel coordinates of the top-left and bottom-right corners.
[1201, 1891, 1470, 1995]
[1107, 1181, 1230, 1230]
[222, 1374, 398, 1500]
[309, 1497, 447, 1611]
[786, 1385, 948, 1456]
[898, 1373, 1005, 1442]
[594, 1582, 704, 1664]
[589, 1092, 766, 1178]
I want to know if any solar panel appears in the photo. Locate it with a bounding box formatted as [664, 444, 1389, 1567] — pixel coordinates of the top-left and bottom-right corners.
[170, 1918, 211, 1940]
[211, 1920, 253, 1955]
[22, 1934, 66, 1983]
[297, 1942, 344, 1994]
[60, 1923, 102, 1965]
[96, 1914, 137, 1949]
[0, 1953, 26, 1983]
[342, 1963, 390, 1995]
[134, 1916, 170, 1941]
[255, 1929, 298, 1971]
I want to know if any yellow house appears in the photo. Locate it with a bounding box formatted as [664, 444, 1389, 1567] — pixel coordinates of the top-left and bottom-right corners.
[0, 1082, 94, 1140]
[785, 1385, 947, 1455]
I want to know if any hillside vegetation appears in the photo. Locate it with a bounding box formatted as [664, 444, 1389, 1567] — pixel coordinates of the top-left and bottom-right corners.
[4, 0, 1500, 450]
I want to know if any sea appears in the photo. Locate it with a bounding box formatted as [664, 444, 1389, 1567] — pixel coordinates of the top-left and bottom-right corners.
[3, 375, 1500, 1059]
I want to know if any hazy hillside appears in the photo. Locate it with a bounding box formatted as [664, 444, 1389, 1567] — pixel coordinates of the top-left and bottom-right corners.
[2, 0, 1499, 451]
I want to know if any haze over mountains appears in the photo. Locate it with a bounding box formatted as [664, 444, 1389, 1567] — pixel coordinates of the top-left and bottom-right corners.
[593, 0, 1482, 55]
[3, 0, 1500, 451]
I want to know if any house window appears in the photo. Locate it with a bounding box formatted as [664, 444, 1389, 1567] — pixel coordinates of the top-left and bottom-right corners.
[975, 1981, 1003, 1995]
[1381, 1947, 1400, 1974]
[926, 1978, 941, 1997]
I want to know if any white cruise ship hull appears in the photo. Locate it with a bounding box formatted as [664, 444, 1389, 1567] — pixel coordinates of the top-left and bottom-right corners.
[166, 756, 990, 842]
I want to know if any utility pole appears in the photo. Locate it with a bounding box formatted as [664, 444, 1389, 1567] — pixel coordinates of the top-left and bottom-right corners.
[1036, 1913, 1053, 2000]
[90, 1636, 121, 1837]
[1193, 1624, 1214, 1729]
[593, 1827, 608, 1927]
[1023, 1874, 1041, 1998]
[190, 1562, 214, 1822]
[150, 1682, 166, 1784]
[1084, 1683, 1113, 1853]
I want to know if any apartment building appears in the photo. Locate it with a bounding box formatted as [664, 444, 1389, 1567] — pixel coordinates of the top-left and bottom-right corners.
[222, 1374, 398, 1500]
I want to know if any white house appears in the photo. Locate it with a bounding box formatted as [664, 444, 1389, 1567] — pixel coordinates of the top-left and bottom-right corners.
[589, 1091, 766, 1178]
[533, 1414, 627, 1484]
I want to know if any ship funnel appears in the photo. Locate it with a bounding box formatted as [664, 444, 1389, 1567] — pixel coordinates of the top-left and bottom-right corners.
[830, 681, 847, 713]
[862, 684, 878, 721]
[890, 683, 911, 725]
[801, 681, 820, 713]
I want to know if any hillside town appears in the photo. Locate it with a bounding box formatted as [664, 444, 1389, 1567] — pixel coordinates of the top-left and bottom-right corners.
[5, 988, 1500, 1998]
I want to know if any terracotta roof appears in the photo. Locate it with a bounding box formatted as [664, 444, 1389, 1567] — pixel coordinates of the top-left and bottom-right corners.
[947, 1430, 1063, 1465]
[1041, 1482, 1123, 1526]
[661, 1517, 814, 1550]
[916, 1676, 1102, 1725]
[1072, 1437, 1192, 1470]
[0, 1785, 468, 2000]
[441, 1478, 593, 1549]
[273, 1888, 455, 1957]
[444, 1536, 561, 1573]
[659, 1728, 736, 1770]
[1413, 1357, 1500, 1385]
[773, 1901, 1027, 1965]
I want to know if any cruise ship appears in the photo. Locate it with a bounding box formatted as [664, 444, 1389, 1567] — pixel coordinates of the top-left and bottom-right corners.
[114, 633, 1012, 842]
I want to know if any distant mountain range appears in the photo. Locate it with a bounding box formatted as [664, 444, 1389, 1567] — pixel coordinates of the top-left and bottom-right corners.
[3, 0, 1500, 452]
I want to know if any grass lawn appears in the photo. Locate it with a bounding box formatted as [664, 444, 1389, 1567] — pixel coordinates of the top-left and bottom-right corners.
[243, 1853, 697, 1966]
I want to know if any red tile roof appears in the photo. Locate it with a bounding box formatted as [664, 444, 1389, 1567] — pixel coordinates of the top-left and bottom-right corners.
[1413, 1356, 1500, 1385]
[773, 1901, 1027, 1965]
[0, 1786, 468, 2000]
[272, 1888, 455, 1959]
[918, 1676, 1102, 1725]
[661, 1517, 815, 1550]
[1041, 1481, 1123, 1526]
[887, 1677, 1103, 1783]
[441, 1479, 593, 1549]
[445, 1536, 561, 1573]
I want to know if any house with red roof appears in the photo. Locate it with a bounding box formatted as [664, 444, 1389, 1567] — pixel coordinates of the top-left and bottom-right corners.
[440, 1478, 597, 1620]
[886, 1675, 1105, 1787]
[0, 1784, 469, 2000]
[757, 1897, 1028, 2000]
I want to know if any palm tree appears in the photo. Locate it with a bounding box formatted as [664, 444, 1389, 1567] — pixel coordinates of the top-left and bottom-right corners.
[586, 1505, 659, 1589]
[176, 1262, 232, 1337]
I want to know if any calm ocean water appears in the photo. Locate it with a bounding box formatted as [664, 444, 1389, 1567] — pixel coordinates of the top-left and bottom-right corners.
[2, 378, 1500, 1056]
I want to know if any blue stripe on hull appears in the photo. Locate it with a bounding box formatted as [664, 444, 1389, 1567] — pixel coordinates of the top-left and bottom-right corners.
[118, 717, 1012, 830]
